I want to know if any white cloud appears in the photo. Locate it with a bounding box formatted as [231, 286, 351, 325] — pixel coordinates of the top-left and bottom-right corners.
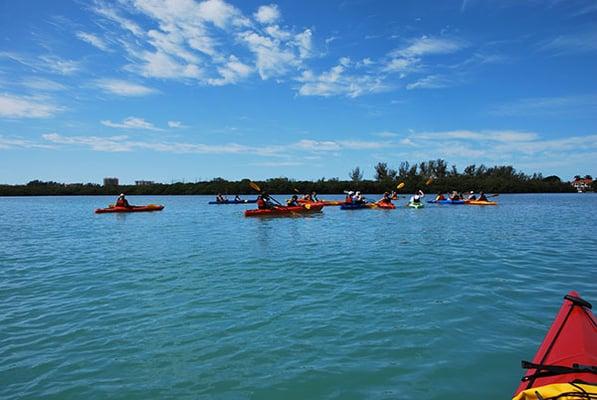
[254, 4, 280, 24]
[101, 117, 162, 131]
[0, 52, 79, 76]
[395, 36, 466, 58]
[94, 5, 144, 37]
[168, 120, 185, 128]
[490, 95, 597, 116]
[208, 55, 252, 85]
[239, 31, 299, 79]
[21, 78, 66, 91]
[41, 132, 272, 155]
[90, 0, 310, 86]
[417, 130, 539, 142]
[0, 135, 53, 149]
[38, 55, 80, 75]
[406, 74, 451, 90]
[95, 79, 157, 96]
[538, 31, 597, 55]
[76, 31, 110, 51]
[297, 60, 391, 98]
[0, 93, 62, 118]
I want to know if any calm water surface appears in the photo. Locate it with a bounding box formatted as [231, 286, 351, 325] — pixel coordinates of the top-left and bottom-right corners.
[1, 194, 596, 399]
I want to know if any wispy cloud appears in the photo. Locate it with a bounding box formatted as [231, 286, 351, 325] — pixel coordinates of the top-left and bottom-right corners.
[297, 58, 391, 97]
[21, 77, 66, 91]
[489, 95, 597, 116]
[406, 74, 451, 90]
[76, 31, 110, 51]
[167, 120, 186, 128]
[95, 79, 157, 96]
[393, 36, 467, 58]
[101, 117, 162, 131]
[0, 93, 62, 118]
[0, 52, 80, 75]
[0, 135, 54, 149]
[538, 31, 597, 55]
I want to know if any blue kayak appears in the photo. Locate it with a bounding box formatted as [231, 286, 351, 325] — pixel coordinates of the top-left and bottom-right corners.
[208, 199, 257, 204]
[427, 199, 465, 205]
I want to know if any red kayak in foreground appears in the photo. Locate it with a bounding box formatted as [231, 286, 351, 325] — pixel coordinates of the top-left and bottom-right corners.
[513, 291, 597, 400]
[95, 204, 164, 214]
[244, 204, 324, 217]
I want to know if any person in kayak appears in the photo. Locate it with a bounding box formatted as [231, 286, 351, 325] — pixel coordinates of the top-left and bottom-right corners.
[410, 189, 424, 204]
[435, 193, 446, 201]
[257, 192, 274, 209]
[449, 191, 461, 201]
[115, 193, 131, 208]
[477, 191, 489, 201]
[466, 191, 477, 201]
[354, 191, 365, 204]
[287, 194, 299, 206]
[216, 193, 226, 203]
[345, 191, 354, 203]
[391, 190, 398, 200]
[302, 192, 313, 202]
[310, 191, 319, 202]
[234, 195, 242, 202]
[378, 192, 392, 204]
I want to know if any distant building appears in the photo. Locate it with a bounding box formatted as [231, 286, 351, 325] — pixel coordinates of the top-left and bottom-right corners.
[135, 180, 155, 186]
[571, 176, 593, 192]
[103, 177, 119, 186]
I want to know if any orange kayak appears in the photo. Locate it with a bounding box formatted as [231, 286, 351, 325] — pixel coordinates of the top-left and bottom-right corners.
[298, 199, 344, 206]
[465, 200, 497, 206]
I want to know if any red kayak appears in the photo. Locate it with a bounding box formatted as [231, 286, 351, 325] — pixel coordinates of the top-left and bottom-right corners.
[244, 204, 323, 217]
[513, 291, 597, 400]
[95, 204, 164, 214]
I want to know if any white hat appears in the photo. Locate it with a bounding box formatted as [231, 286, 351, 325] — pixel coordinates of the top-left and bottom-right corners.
[348, 191, 354, 195]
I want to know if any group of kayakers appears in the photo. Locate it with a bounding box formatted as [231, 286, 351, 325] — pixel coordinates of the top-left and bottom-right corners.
[434, 190, 489, 202]
[215, 193, 243, 203]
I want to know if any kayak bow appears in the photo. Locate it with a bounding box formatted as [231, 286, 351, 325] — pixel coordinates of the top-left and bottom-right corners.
[513, 291, 597, 400]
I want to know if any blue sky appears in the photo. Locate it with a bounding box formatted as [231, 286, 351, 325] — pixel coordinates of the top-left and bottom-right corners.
[1, 0, 596, 184]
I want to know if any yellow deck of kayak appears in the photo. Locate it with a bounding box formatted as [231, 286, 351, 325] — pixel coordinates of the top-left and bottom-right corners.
[513, 383, 596, 400]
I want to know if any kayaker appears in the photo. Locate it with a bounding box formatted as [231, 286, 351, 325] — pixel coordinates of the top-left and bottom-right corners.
[354, 191, 365, 204]
[466, 191, 477, 201]
[216, 193, 226, 203]
[234, 195, 242, 201]
[115, 193, 131, 208]
[410, 189, 424, 204]
[345, 191, 354, 203]
[449, 191, 461, 201]
[391, 191, 398, 200]
[302, 192, 313, 202]
[435, 193, 446, 201]
[478, 191, 489, 201]
[287, 194, 299, 206]
[311, 191, 319, 202]
[378, 192, 392, 204]
[257, 192, 274, 209]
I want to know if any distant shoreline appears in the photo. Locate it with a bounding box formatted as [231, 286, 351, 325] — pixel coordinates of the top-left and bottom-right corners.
[0, 178, 578, 196]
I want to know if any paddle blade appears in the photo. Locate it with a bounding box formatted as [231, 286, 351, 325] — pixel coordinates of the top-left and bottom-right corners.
[249, 181, 261, 192]
[425, 177, 433, 185]
[397, 182, 405, 190]
[293, 188, 300, 193]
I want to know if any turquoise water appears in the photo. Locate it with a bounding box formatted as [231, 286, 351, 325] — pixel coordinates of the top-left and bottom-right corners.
[1, 193, 596, 399]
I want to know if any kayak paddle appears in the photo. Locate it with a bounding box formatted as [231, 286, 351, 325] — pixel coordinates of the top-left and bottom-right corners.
[248, 181, 283, 206]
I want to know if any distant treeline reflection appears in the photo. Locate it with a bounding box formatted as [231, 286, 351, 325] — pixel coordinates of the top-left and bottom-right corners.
[0, 160, 581, 196]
